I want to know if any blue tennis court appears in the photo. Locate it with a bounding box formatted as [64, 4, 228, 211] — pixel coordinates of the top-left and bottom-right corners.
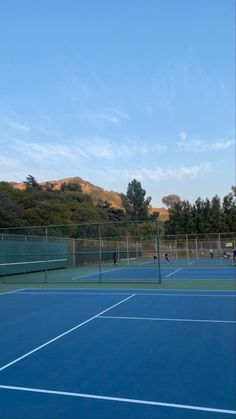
[0, 288, 235, 418]
[73, 264, 236, 282]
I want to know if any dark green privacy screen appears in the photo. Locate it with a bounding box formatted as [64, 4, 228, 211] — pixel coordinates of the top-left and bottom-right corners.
[0, 235, 67, 275]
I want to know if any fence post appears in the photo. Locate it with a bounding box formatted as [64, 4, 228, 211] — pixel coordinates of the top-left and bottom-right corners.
[186, 234, 190, 265]
[218, 233, 221, 257]
[156, 221, 162, 284]
[72, 238, 76, 266]
[98, 223, 102, 282]
[195, 238, 199, 259]
[126, 235, 130, 264]
[45, 226, 48, 283]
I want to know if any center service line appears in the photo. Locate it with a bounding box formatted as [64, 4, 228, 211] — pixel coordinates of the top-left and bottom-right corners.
[165, 268, 182, 278]
[0, 294, 136, 373]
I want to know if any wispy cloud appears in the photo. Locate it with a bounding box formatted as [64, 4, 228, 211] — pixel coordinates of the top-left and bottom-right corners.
[109, 163, 211, 181]
[75, 138, 115, 158]
[177, 132, 235, 152]
[10, 137, 167, 162]
[35, 124, 62, 138]
[13, 141, 77, 163]
[0, 155, 28, 182]
[82, 108, 129, 126]
[4, 118, 31, 132]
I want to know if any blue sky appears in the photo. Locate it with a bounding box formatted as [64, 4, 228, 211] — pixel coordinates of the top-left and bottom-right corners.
[0, 0, 235, 207]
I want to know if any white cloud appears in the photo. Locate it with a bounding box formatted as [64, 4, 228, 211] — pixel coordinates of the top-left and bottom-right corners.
[0, 155, 29, 182]
[194, 139, 235, 151]
[75, 138, 167, 158]
[110, 163, 211, 181]
[13, 141, 77, 163]
[76, 139, 115, 158]
[177, 133, 235, 152]
[5, 136, 167, 164]
[35, 124, 62, 138]
[5, 118, 31, 132]
[82, 108, 129, 126]
[179, 131, 187, 140]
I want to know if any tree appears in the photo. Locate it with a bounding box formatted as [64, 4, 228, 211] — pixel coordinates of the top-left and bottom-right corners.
[231, 186, 236, 197]
[121, 179, 151, 220]
[210, 195, 222, 232]
[164, 201, 183, 234]
[41, 182, 55, 192]
[222, 193, 236, 231]
[162, 194, 181, 208]
[164, 191, 236, 235]
[23, 175, 41, 190]
[149, 210, 160, 221]
[96, 200, 125, 222]
[60, 182, 82, 193]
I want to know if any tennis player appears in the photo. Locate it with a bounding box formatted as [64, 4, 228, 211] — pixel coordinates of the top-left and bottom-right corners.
[164, 252, 170, 263]
[233, 248, 236, 264]
[113, 251, 117, 266]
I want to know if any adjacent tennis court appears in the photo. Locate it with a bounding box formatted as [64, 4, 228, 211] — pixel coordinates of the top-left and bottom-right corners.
[0, 287, 235, 419]
[1, 254, 236, 285]
[1, 227, 235, 287]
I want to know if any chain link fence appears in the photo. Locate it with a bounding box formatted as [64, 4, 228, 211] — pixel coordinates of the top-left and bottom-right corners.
[0, 222, 235, 283]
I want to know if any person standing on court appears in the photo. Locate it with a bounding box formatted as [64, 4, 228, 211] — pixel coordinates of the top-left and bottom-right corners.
[164, 252, 170, 263]
[209, 249, 213, 258]
[233, 248, 236, 264]
[113, 250, 117, 266]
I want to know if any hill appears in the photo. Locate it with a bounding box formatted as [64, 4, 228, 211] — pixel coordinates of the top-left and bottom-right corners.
[10, 176, 169, 220]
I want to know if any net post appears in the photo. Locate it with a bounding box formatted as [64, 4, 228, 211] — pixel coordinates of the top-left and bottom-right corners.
[155, 221, 162, 284]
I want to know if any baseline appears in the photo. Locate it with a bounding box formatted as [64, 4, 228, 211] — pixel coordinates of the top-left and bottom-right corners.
[15, 289, 236, 298]
[0, 384, 235, 415]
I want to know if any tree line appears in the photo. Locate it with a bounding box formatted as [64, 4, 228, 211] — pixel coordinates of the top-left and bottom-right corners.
[165, 189, 236, 234]
[0, 175, 235, 236]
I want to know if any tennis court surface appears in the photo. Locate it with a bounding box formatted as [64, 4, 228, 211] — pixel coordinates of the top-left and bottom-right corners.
[0, 288, 235, 419]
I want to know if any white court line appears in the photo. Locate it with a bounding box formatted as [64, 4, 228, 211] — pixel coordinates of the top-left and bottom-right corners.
[0, 259, 67, 266]
[72, 266, 124, 280]
[133, 293, 236, 298]
[13, 291, 236, 297]
[165, 268, 182, 278]
[99, 315, 236, 324]
[0, 385, 235, 415]
[0, 294, 135, 372]
[15, 283, 236, 297]
[72, 260, 157, 281]
[0, 289, 26, 296]
[15, 291, 131, 296]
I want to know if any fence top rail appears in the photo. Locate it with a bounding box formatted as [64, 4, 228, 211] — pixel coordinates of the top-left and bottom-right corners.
[0, 220, 160, 231]
[0, 234, 72, 241]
